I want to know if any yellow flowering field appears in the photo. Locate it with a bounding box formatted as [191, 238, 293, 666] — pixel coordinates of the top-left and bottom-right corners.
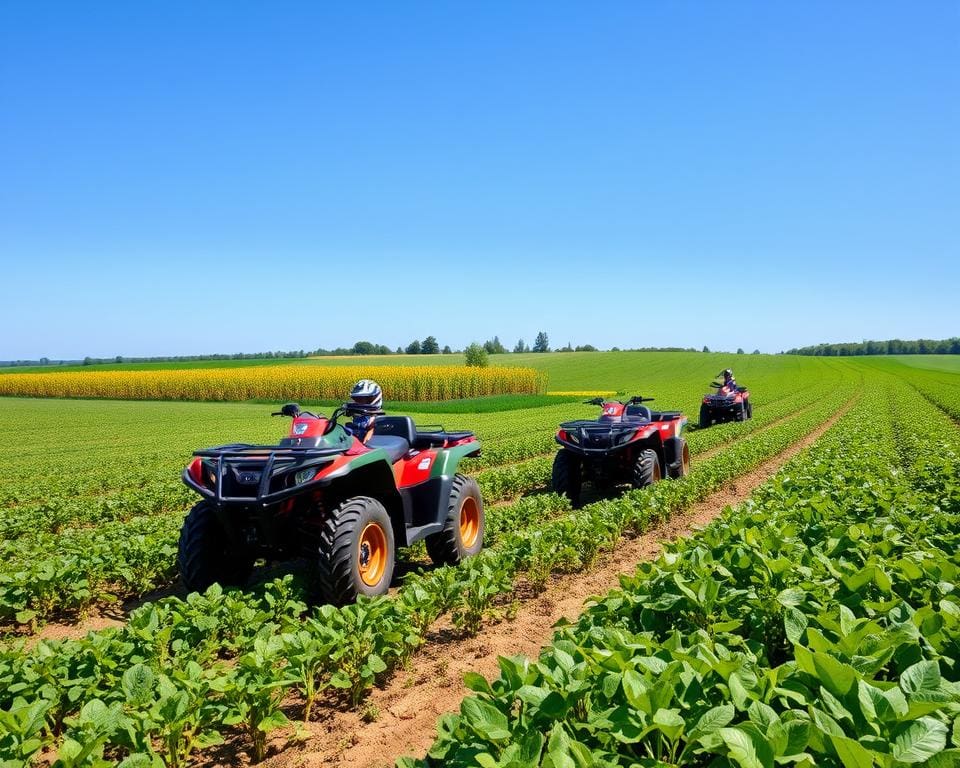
[0, 365, 547, 402]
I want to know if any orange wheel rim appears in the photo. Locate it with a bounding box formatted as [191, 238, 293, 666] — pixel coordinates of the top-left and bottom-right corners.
[682, 444, 690, 473]
[459, 496, 480, 548]
[653, 461, 662, 482]
[358, 523, 388, 587]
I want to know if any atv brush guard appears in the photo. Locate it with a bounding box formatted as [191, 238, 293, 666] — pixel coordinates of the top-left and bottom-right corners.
[185, 443, 347, 505]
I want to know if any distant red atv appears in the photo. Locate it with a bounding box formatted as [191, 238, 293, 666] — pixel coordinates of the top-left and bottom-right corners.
[699, 377, 752, 427]
[551, 396, 690, 506]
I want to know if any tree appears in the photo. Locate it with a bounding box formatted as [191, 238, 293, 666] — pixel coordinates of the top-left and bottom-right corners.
[575, 344, 598, 352]
[442, 345, 452, 354]
[352, 341, 375, 355]
[464, 343, 488, 367]
[396, 346, 404, 354]
[513, 338, 527, 353]
[702, 346, 710, 353]
[752, 349, 761, 354]
[533, 331, 550, 353]
[483, 336, 506, 354]
[405, 339, 421, 355]
[421, 336, 440, 354]
[736, 348, 745, 354]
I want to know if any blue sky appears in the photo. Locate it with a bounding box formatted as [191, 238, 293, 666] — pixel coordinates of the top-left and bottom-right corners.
[1, 2, 957, 358]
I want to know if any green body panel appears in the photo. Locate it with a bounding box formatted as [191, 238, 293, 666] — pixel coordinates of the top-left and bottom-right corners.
[429, 440, 481, 480]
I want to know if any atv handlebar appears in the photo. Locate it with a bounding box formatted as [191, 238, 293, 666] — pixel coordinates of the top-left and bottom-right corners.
[583, 395, 655, 406]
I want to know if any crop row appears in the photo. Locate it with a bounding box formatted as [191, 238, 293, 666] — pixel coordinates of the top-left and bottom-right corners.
[0, 365, 548, 402]
[0, 373, 856, 764]
[407, 379, 960, 767]
[0, 369, 852, 630]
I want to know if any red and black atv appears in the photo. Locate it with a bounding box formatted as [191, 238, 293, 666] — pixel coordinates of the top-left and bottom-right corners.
[180, 401, 483, 604]
[551, 396, 690, 506]
[699, 377, 752, 427]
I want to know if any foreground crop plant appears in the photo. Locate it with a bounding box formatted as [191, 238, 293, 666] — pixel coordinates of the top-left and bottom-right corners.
[179, 400, 485, 604]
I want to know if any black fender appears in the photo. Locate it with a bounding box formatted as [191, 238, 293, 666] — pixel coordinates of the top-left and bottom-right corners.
[320, 461, 406, 547]
[663, 436, 690, 478]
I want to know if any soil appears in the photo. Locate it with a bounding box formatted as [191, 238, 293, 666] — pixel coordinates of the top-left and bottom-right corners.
[246, 401, 852, 768]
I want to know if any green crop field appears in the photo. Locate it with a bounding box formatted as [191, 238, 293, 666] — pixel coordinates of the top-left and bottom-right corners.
[0, 352, 958, 767]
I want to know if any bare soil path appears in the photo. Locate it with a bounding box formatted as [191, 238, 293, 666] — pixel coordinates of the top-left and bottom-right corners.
[253, 401, 852, 768]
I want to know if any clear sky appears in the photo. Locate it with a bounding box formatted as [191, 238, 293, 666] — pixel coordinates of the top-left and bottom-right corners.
[1, 2, 957, 359]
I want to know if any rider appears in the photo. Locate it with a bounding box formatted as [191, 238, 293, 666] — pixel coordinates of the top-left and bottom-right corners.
[344, 379, 383, 443]
[720, 369, 737, 393]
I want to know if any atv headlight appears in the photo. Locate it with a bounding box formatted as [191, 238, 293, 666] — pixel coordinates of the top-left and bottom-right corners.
[295, 468, 316, 485]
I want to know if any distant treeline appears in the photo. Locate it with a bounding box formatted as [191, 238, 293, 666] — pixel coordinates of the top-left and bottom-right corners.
[785, 338, 960, 356]
[2, 336, 750, 368]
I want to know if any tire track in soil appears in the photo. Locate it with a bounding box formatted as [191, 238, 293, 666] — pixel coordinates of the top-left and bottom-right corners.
[253, 398, 856, 768]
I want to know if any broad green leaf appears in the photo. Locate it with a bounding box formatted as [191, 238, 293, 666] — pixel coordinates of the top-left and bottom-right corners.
[811, 653, 857, 698]
[729, 673, 750, 710]
[14, 609, 36, 625]
[461, 698, 511, 742]
[926, 750, 960, 768]
[652, 708, 685, 741]
[784, 608, 808, 645]
[891, 717, 948, 763]
[463, 672, 492, 694]
[783, 720, 810, 756]
[719, 725, 774, 768]
[121, 664, 155, 706]
[689, 704, 735, 737]
[857, 680, 895, 724]
[899, 660, 940, 695]
[829, 734, 873, 768]
[622, 670, 652, 713]
[748, 701, 778, 733]
[777, 588, 806, 608]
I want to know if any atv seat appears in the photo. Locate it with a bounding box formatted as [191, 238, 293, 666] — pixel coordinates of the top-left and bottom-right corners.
[366, 435, 410, 463]
[624, 405, 652, 421]
[370, 416, 416, 462]
[374, 416, 417, 443]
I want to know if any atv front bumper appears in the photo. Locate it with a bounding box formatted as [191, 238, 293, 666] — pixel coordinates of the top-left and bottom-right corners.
[183, 443, 345, 505]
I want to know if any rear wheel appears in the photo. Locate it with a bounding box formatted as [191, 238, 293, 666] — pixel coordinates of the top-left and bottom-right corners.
[746, 399, 753, 419]
[735, 402, 747, 421]
[317, 496, 395, 604]
[178, 501, 252, 593]
[426, 474, 484, 566]
[632, 449, 662, 488]
[699, 405, 711, 429]
[551, 449, 582, 506]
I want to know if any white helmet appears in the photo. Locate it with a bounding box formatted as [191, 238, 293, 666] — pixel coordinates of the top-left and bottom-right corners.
[349, 379, 383, 409]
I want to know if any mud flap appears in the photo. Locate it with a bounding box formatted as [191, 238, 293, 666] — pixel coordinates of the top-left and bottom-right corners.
[663, 436, 690, 479]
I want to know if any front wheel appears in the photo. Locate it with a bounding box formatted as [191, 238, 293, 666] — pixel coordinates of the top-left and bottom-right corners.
[317, 496, 395, 604]
[632, 448, 662, 489]
[178, 501, 252, 593]
[426, 474, 484, 566]
[551, 449, 582, 506]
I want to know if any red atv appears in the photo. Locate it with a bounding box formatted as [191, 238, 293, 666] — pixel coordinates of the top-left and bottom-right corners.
[180, 402, 483, 604]
[699, 377, 752, 427]
[551, 396, 690, 506]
